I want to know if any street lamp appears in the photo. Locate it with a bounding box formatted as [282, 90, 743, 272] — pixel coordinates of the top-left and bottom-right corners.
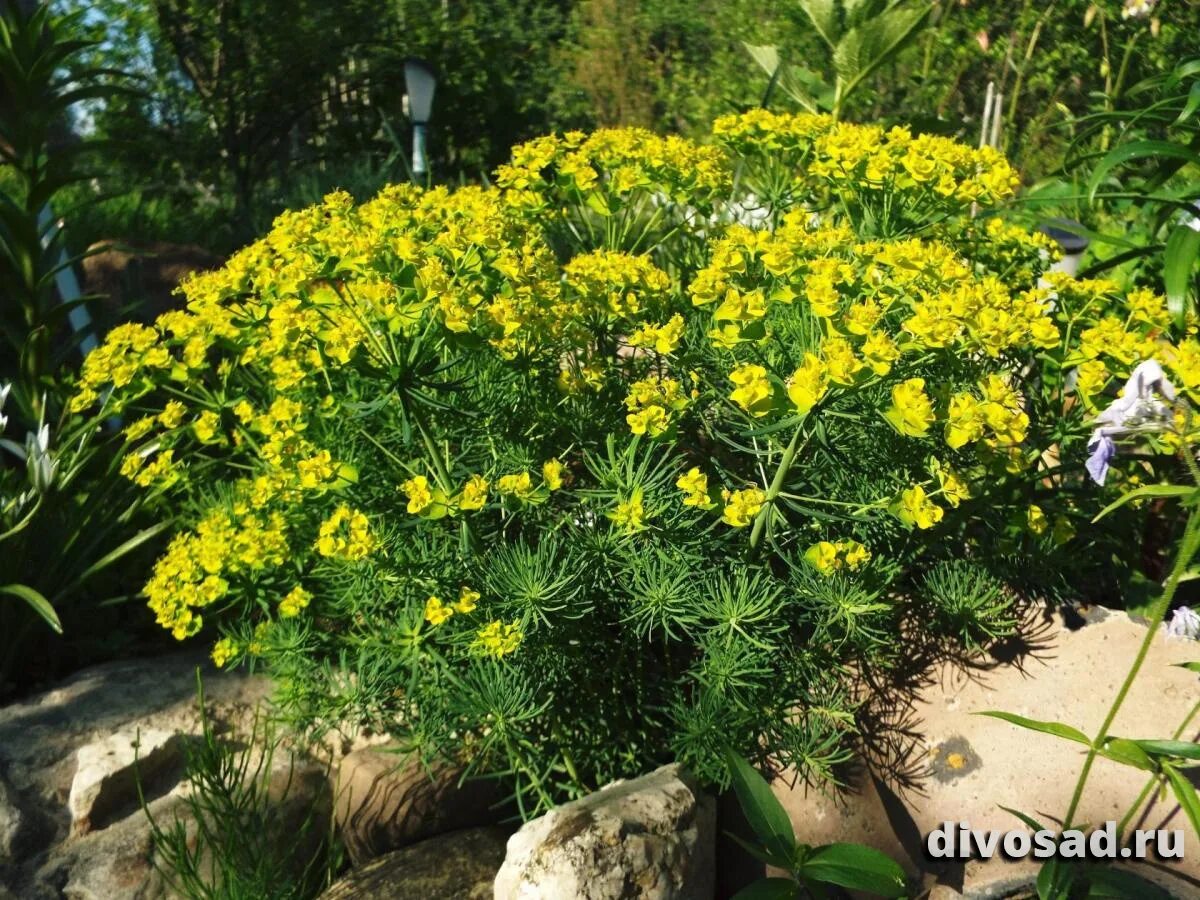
[403, 58, 436, 181]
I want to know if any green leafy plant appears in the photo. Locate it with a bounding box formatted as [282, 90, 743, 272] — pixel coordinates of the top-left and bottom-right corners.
[0, 3, 128, 422]
[745, 0, 933, 119]
[1069, 57, 1200, 325]
[139, 672, 340, 900]
[921, 558, 1016, 651]
[72, 110, 1187, 818]
[725, 748, 906, 898]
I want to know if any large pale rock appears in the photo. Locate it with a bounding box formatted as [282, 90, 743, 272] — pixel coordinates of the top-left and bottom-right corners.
[333, 744, 508, 865]
[494, 763, 715, 900]
[68, 728, 182, 835]
[0, 652, 272, 897]
[319, 826, 511, 900]
[766, 608, 1200, 899]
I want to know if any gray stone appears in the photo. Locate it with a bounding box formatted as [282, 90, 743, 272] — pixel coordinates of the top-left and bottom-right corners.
[494, 763, 715, 900]
[0, 771, 23, 862]
[333, 744, 509, 865]
[68, 728, 182, 835]
[0, 652, 275, 897]
[319, 826, 511, 900]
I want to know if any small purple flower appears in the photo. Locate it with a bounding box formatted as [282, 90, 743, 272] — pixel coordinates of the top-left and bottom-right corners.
[1084, 360, 1177, 485]
[1085, 435, 1116, 485]
[1165, 606, 1200, 640]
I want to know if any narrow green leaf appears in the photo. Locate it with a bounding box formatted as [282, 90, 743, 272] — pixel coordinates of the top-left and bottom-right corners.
[75, 521, 171, 583]
[1175, 661, 1200, 674]
[1164, 224, 1200, 325]
[725, 750, 796, 861]
[0, 583, 61, 633]
[1163, 764, 1200, 838]
[1161, 763, 1200, 844]
[976, 711, 1091, 746]
[1092, 484, 1198, 522]
[1088, 141, 1200, 204]
[800, 843, 907, 898]
[1132, 739, 1200, 761]
[1000, 805, 1047, 832]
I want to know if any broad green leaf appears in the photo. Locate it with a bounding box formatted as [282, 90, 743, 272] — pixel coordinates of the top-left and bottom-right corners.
[832, 4, 931, 101]
[730, 877, 800, 900]
[1132, 739, 1200, 761]
[1084, 866, 1172, 900]
[1097, 738, 1155, 771]
[725, 750, 796, 862]
[1091, 484, 1198, 522]
[1175, 661, 1200, 673]
[1164, 223, 1200, 325]
[0, 583, 61, 633]
[796, 0, 840, 49]
[800, 842, 907, 897]
[1088, 141, 1200, 204]
[743, 43, 825, 112]
[1163, 764, 1200, 838]
[977, 711, 1091, 746]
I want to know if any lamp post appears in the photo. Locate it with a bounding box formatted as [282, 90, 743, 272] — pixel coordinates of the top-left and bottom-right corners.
[403, 58, 436, 181]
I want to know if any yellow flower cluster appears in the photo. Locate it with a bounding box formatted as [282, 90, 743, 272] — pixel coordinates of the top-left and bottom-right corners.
[145, 507, 289, 639]
[471, 620, 523, 659]
[565, 251, 671, 320]
[675, 467, 714, 508]
[496, 127, 729, 210]
[804, 539, 871, 575]
[425, 586, 481, 627]
[625, 375, 691, 437]
[315, 505, 377, 561]
[721, 487, 766, 528]
[714, 110, 1020, 208]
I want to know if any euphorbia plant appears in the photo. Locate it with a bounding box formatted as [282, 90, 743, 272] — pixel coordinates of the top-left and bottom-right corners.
[73, 112, 1197, 814]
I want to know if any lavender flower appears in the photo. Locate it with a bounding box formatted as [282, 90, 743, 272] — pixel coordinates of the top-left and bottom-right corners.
[1085, 360, 1177, 485]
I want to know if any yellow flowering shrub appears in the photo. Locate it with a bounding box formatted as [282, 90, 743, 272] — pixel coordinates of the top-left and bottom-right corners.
[73, 112, 1195, 811]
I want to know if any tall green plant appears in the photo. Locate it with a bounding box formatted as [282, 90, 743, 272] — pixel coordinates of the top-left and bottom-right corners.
[745, 0, 932, 119]
[1073, 57, 1200, 326]
[0, 3, 125, 423]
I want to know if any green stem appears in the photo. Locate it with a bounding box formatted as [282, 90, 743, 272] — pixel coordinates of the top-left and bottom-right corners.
[1061, 506, 1200, 829]
[748, 420, 806, 551]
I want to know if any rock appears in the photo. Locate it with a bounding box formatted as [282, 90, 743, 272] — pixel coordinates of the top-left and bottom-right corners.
[333, 744, 509, 865]
[319, 826, 511, 900]
[68, 728, 182, 835]
[0, 771, 24, 861]
[0, 652, 273, 897]
[494, 763, 715, 900]
[765, 608, 1200, 899]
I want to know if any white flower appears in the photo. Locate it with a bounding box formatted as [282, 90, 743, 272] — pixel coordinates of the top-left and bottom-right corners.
[1122, 0, 1157, 19]
[1085, 359, 1177, 484]
[1165, 606, 1200, 640]
[25, 423, 58, 494]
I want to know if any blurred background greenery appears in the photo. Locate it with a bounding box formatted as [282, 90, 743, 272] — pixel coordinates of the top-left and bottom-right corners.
[56, 0, 1200, 255]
